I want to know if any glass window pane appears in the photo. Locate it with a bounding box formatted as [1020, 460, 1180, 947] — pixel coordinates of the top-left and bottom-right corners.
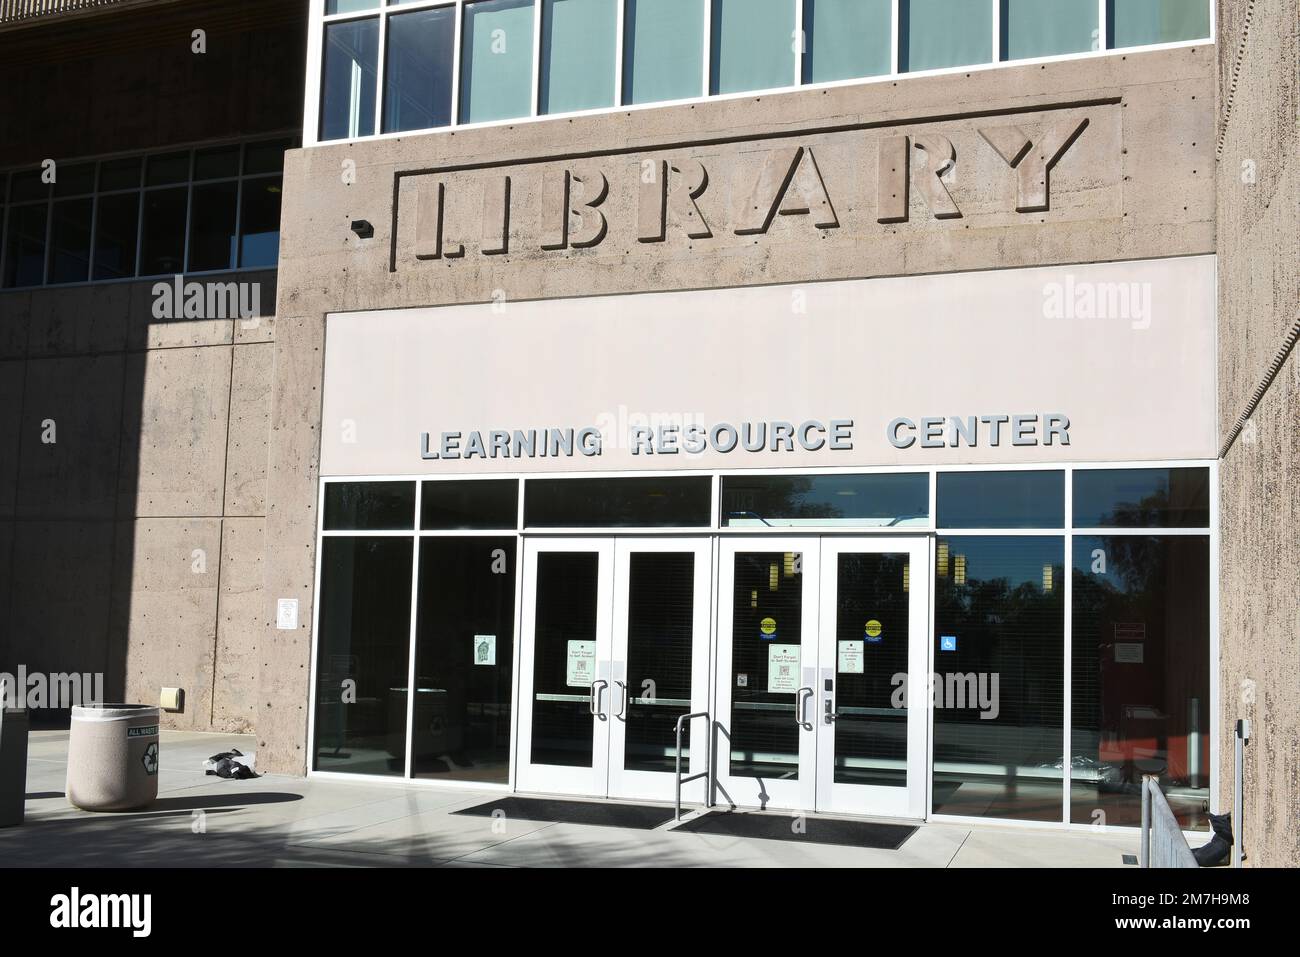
[194, 145, 241, 180]
[313, 537, 413, 776]
[47, 198, 93, 284]
[624, 551, 697, 772]
[383, 6, 456, 132]
[540, 0, 617, 115]
[92, 192, 140, 280]
[239, 176, 282, 268]
[623, 0, 704, 105]
[710, 0, 795, 95]
[3, 204, 48, 287]
[932, 535, 1064, 820]
[326, 0, 378, 12]
[530, 551, 600, 767]
[1108, 0, 1210, 47]
[10, 170, 48, 203]
[54, 163, 95, 197]
[729, 550, 805, 778]
[146, 152, 190, 186]
[1073, 467, 1210, 528]
[901, 0, 993, 71]
[1071, 536, 1210, 829]
[524, 476, 712, 527]
[833, 551, 912, 787]
[243, 139, 293, 176]
[321, 17, 380, 140]
[802, 0, 891, 84]
[722, 473, 929, 527]
[187, 181, 238, 272]
[1001, 0, 1098, 60]
[99, 157, 142, 192]
[138, 187, 188, 276]
[937, 470, 1064, 528]
[459, 0, 536, 124]
[421, 479, 519, 529]
[413, 537, 516, 782]
[323, 481, 416, 530]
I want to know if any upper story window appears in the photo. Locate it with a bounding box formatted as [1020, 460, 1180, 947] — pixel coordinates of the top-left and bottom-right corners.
[310, 0, 1212, 143]
[0, 137, 295, 290]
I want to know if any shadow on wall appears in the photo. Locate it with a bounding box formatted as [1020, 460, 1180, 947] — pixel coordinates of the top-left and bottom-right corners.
[0, 272, 277, 731]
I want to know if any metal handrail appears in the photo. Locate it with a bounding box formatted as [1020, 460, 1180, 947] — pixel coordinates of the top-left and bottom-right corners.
[674, 710, 712, 822]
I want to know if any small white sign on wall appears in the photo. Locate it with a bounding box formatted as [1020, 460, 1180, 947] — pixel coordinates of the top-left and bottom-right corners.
[566, 640, 597, 687]
[276, 598, 299, 631]
[767, 644, 801, 694]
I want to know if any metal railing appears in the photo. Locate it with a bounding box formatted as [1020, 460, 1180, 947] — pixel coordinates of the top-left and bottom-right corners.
[673, 711, 712, 822]
[1139, 775, 1199, 868]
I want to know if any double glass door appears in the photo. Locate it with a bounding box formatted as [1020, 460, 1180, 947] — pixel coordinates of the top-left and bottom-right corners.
[715, 537, 930, 818]
[516, 538, 712, 802]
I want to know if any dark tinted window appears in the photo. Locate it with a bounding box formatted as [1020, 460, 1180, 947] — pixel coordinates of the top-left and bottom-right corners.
[937, 470, 1064, 528]
[313, 536, 413, 776]
[54, 163, 96, 197]
[188, 182, 239, 272]
[1072, 467, 1210, 528]
[722, 473, 928, 527]
[323, 481, 416, 530]
[239, 176, 282, 268]
[421, 479, 518, 529]
[524, 476, 712, 527]
[47, 198, 93, 284]
[1071, 535, 1211, 830]
[99, 157, 142, 192]
[138, 187, 188, 276]
[383, 6, 456, 132]
[146, 152, 190, 186]
[321, 18, 380, 140]
[932, 535, 1064, 821]
[10, 169, 48, 202]
[194, 145, 241, 180]
[412, 537, 516, 782]
[243, 139, 292, 176]
[92, 193, 140, 280]
[3, 204, 48, 287]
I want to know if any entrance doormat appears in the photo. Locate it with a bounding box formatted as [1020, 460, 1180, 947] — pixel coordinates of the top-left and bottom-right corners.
[453, 797, 677, 830]
[673, 810, 917, 849]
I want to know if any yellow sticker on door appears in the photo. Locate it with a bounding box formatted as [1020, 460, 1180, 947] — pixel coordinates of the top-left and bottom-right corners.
[865, 619, 883, 641]
[760, 616, 777, 638]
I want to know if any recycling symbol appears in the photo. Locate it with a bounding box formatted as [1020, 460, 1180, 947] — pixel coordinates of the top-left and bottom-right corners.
[141, 742, 159, 776]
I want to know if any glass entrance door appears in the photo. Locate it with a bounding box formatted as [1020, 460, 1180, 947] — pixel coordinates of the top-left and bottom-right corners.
[516, 537, 712, 801]
[715, 537, 930, 817]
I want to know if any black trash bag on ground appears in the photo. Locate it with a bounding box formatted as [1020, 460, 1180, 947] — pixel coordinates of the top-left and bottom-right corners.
[204, 748, 259, 780]
[1193, 812, 1234, 867]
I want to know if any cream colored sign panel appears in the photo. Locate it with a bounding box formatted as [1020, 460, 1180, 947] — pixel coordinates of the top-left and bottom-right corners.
[320, 256, 1216, 475]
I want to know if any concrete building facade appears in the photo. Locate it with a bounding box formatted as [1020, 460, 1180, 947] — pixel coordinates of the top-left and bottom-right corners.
[0, 0, 1295, 862]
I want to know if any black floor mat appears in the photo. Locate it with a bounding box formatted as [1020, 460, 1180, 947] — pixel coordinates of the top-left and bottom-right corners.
[673, 810, 916, 849]
[453, 796, 676, 830]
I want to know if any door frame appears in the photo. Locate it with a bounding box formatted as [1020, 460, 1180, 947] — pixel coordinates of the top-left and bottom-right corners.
[815, 536, 932, 820]
[606, 536, 714, 803]
[713, 536, 822, 811]
[515, 537, 615, 797]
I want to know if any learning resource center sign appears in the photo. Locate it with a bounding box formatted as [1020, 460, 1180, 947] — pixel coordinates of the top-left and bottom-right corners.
[320, 256, 1216, 476]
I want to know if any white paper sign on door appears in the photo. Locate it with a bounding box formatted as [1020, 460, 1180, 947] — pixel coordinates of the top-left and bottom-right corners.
[473, 634, 496, 666]
[566, 640, 597, 687]
[838, 639, 864, 674]
[767, 644, 801, 693]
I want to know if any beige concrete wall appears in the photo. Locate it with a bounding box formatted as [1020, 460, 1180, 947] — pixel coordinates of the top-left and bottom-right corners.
[0, 271, 275, 733]
[1215, 0, 1300, 867]
[263, 47, 1217, 775]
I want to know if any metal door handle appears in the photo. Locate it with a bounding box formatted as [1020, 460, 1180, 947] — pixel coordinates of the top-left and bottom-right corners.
[795, 687, 813, 729]
[613, 680, 628, 719]
[824, 697, 838, 723]
[589, 679, 608, 717]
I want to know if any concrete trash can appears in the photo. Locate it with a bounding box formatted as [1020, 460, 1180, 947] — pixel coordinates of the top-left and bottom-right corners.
[0, 700, 30, 828]
[66, 705, 161, 812]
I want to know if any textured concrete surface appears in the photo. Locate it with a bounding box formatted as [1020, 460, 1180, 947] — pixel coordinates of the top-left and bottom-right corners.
[0, 731, 1142, 868]
[1214, 0, 1300, 868]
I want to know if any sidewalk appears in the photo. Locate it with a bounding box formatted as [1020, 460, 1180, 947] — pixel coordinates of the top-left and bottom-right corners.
[1, 730, 1140, 868]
